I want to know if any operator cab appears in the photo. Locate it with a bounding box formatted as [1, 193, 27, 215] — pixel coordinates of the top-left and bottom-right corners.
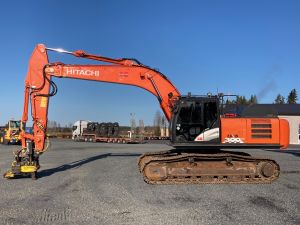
[170, 95, 220, 144]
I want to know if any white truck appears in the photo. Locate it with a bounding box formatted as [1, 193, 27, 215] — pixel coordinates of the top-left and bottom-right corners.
[72, 120, 90, 140]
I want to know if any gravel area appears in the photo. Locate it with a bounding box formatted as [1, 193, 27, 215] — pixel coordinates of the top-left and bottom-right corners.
[0, 139, 299, 225]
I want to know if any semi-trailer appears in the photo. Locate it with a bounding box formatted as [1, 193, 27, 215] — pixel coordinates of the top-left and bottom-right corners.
[72, 121, 141, 144]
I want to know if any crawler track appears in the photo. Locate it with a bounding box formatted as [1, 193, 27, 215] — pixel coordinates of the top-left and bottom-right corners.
[138, 150, 280, 184]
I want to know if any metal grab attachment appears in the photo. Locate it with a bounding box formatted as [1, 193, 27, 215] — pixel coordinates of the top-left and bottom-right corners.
[3, 140, 39, 180]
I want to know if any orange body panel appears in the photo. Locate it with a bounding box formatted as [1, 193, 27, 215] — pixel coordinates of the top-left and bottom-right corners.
[279, 118, 289, 149]
[221, 118, 289, 149]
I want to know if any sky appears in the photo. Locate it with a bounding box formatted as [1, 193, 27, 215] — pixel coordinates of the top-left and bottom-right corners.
[0, 0, 299, 126]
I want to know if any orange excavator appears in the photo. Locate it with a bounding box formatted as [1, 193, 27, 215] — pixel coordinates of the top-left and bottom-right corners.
[4, 44, 289, 183]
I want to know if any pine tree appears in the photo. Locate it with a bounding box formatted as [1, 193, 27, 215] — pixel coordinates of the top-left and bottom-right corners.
[287, 89, 298, 104]
[249, 95, 258, 104]
[236, 96, 248, 104]
[274, 94, 285, 104]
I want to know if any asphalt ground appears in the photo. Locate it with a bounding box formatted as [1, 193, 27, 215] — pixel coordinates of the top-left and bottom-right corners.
[0, 139, 299, 225]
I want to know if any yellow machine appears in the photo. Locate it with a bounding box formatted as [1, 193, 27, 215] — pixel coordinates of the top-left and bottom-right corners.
[0, 120, 21, 145]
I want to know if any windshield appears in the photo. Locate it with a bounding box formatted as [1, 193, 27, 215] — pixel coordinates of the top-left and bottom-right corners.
[178, 101, 202, 124]
[72, 126, 77, 131]
[10, 121, 20, 129]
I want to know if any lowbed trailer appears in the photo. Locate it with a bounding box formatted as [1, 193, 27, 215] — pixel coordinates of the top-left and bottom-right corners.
[75, 134, 142, 144]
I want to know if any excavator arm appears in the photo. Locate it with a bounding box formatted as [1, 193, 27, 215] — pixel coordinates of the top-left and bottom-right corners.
[21, 44, 180, 152]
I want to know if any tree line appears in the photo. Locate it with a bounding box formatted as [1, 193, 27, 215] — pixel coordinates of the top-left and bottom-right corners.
[225, 88, 298, 105]
[225, 95, 258, 105]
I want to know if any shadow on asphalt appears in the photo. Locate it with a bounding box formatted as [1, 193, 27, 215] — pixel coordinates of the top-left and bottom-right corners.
[38, 153, 141, 178]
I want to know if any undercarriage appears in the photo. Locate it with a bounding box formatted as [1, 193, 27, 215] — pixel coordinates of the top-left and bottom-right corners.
[4, 144, 280, 184]
[138, 149, 280, 184]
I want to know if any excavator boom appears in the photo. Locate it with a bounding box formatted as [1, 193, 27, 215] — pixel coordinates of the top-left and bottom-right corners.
[21, 44, 180, 151]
